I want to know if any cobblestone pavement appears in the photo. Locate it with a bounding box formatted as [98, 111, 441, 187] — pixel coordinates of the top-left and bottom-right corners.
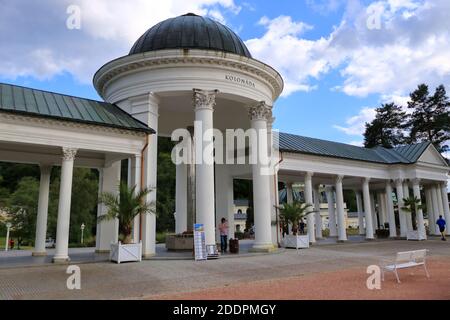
[0, 239, 448, 300]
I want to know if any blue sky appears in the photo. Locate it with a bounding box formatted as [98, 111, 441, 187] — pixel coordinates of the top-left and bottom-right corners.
[1, 0, 449, 146]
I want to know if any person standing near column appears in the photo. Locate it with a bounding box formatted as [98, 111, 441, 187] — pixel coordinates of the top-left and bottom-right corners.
[436, 215, 447, 241]
[218, 218, 229, 253]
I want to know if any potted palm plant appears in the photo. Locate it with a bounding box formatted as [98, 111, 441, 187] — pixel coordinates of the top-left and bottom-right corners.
[276, 201, 313, 249]
[99, 182, 156, 263]
[402, 196, 426, 240]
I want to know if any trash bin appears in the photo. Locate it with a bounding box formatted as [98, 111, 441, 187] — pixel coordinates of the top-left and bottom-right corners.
[229, 238, 239, 254]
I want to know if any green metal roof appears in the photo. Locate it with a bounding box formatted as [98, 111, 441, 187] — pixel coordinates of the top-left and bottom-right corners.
[0, 83, 154, 133]
[130, 13, 252, 58]
[278, 132, 432, 164]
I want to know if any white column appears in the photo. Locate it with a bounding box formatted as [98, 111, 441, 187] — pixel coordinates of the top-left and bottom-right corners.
[53, 148, 77, 263]
[379, 192, 387, 227]
[33, 165, 52, 256]
[175, 163, 188, 234]
[249, 102, 274, 251]
[425, 187, 435, 235]
[335, 175, 347, 241]
[326, 186, 337, 237]
[362, 178, 374, 239]
[286, 182, 293, 235]
[139, 94, 159, 258]
[304, 172, 315, 243]
[385, 182, 397, 238]
[403, 182, 413, 231]
[371, 192, 378, 230]
[96, 161, 121, 252]
[440, 182, 450, 235]
[435, 183, 445, 222]
[286, 183, 293, 204]
[194, 89, 218, 251]
[131, 155, 141, 243]
[412, 179, 426, 239]
[355, 191, 364, 235]
[431, 185, 441, 235]
[395, 179, 407, 237]
[313, 185, 323, 239]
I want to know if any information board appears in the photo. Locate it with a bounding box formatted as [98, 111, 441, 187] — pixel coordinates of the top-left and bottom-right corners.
[193, 223, 207, 261]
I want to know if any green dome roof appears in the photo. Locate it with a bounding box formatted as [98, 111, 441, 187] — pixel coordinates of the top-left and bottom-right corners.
[129, 13, 252, 58]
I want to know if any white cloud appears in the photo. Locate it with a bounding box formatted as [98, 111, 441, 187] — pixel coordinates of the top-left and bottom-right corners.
[0, 0, 240, 84]
[246, 0, 450, 98]
[333, 107, 376, 136]
[246, 16, 331, 96]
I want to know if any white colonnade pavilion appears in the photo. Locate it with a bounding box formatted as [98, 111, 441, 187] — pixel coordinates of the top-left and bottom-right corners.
[0, 13, 449, 263]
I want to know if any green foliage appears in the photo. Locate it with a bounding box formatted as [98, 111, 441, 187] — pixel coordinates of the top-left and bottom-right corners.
[156, 150, 175, 233]
[7, 177, 40, 242]
[363, 83, 450, 156]
[68, 168, 99, 243]
[343, 189, 357, 212]
[276, 201, 313, 235]
[407, 84, 450, 153]
[364, 103, 406, 148]
[99, 182, 155, 244]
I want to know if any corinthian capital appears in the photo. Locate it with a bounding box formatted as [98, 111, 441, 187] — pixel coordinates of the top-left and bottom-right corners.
[193, 89, 219, 111]
[248, 101, 272, 121]
[62, 148, 77, 161]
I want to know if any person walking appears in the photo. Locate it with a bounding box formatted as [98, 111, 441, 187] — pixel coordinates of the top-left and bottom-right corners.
[436, 215, 447, 241]
[218, 218, 229, 253]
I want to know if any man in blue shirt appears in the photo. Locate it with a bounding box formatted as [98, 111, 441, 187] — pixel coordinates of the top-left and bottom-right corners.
[436, 215, 447, 241]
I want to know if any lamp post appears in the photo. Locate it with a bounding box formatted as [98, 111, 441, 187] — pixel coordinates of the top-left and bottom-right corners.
[5, 222, 12, 251]
[80, 223, 85, 245]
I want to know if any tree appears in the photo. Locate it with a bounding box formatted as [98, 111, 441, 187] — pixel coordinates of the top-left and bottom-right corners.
[406, 84, 450, 152]
[276, 201, 313, 235]
[156, 137, 176, 232]
[7, 177, 40, 244]
[364, 103, 406, 148]
[99, 182, 155, 244]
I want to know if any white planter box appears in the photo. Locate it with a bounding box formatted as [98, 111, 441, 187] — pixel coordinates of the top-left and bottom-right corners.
[110, 241, 142, 264]
[406, 230, 426, 241]
[283, 235, 310, 249]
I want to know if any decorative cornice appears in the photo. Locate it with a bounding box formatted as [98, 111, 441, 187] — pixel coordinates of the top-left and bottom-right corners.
[248, 101, 272, 121]
[0, 112, 147, 138]
[94, 50, 284, 100]
[193, 89, 219, 111]
[62, 148, 77, 161]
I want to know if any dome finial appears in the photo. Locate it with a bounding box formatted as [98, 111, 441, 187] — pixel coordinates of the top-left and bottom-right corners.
[182, 13, 199, 17]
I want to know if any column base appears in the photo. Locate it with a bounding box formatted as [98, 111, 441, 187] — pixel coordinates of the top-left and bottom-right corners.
[249, 243, 277, 253]
[32, 251, 47, 257]
[142, 253, 156, 259]
[365, 237, 375, 241]
[337, 239, 347, 243]
[52, 256, 70, 264]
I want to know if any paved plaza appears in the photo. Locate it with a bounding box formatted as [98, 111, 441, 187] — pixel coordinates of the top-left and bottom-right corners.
[0, 239, 449, 300]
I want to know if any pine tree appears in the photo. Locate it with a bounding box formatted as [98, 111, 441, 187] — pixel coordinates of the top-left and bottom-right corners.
[363, 103, 406, 148]
[406, 84, 450, 152]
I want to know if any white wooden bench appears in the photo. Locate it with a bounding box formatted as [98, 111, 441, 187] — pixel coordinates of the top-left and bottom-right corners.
[381, 249, 430, 283]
